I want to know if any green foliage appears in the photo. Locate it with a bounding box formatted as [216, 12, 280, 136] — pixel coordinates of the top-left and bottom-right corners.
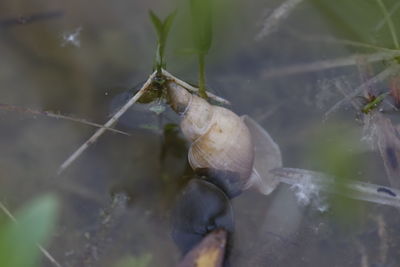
[0, 195, 58, 267]
[149, 10, 177, 73]
[311, 0, 400, 50]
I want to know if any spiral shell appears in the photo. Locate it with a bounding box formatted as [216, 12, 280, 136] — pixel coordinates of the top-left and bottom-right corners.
[167, 82, 255, 196]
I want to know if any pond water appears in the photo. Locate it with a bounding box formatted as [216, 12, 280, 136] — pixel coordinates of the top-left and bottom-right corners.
[1, 0, 400, 266]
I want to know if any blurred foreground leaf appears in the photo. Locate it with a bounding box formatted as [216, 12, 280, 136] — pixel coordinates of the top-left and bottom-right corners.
[0, 195, 58, 267]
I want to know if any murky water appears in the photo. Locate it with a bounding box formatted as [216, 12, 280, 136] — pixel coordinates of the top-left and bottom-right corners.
[1, 0, 400, 266]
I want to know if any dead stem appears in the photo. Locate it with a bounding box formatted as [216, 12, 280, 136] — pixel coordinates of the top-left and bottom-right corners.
[57, 71, 157, 175]
[161, 69, 230, 105]
[57, 70, 231, 175]
[256, 0, 305, 40]
[261, 51, 400, 79]
[0, 201, 63, 267]
[0, 103, 129, 136]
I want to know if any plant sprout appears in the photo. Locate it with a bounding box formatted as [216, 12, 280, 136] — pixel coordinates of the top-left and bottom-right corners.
[149, 10, 177, 75]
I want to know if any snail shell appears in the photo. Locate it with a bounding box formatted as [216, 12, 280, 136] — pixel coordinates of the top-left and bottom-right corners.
[167, 81, 282, 197]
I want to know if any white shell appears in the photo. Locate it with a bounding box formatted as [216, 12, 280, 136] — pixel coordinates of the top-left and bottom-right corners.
[167, 82, 254, 189]
[186, 103, 254, 184]
[167, 81, 282, 195]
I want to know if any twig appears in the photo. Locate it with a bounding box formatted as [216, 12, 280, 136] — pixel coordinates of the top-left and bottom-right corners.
[57, 70, 230, 175]
[271, 167, 400, 208]
[324, 64, 400, 118]
[261, 51, 400, 79]
[255, 0, 305, 40]
[0, 103, 129, 136]
[161, 69, 230, 105]
[0, 201, 62, 267]
[57, 71, 157, 175]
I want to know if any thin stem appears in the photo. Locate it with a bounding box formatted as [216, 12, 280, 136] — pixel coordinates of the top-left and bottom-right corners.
[261, 51, 400, 79]
[0, 103, 129, 136]
[198, 54, 207, 99]
[374, 1, 400, 32]
[57, 71, 157, 175]
[376, 0, 400, 49]
[57, 70, 230, 175]
[0, 202, 63, 267]
[161, 69, 230, 105]
[290, 30, 397, 53]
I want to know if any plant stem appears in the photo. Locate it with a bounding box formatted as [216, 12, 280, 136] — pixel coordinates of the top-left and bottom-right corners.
[161, 69, 230, 104]
[198, 54, 208, 99]
[376, 0, 399, 49]
[57, 71, 157, 175]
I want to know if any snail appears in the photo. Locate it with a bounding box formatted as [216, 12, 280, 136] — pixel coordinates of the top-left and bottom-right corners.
[167, 80, 282, 198]
[168, 80, 283, 261]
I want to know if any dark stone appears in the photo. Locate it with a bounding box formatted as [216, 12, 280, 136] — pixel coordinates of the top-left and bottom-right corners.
[171, 179, 234, 256]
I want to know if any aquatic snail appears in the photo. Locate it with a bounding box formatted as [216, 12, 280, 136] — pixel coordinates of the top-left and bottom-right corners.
[168, 80, 283, 260]
[166, 80, 282, 198]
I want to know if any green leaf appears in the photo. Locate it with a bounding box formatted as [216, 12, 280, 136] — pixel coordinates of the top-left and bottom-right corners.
[0, 195, 58, 267]
[161, 10, 177, 45]
[149, 10, 163, 41]
[149, 10, 177, 72]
